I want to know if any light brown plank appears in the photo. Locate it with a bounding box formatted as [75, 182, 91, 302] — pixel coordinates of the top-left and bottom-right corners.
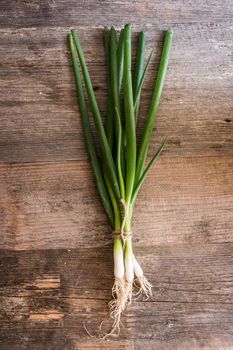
[0, 25, 232, 162]
[0, 156, 232, 250]
[134, 337, 233, 350]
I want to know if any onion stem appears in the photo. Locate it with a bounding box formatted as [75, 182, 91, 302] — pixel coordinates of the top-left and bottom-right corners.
[123, 24, 137, 205]
[69, 24, 173, 336]
[135, 29, 173, 184]
[133, 31, 146, 120]
[71, 30, 121, 201]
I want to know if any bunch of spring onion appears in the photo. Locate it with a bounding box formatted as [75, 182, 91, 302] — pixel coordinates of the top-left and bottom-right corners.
[69, 24, 173, 336]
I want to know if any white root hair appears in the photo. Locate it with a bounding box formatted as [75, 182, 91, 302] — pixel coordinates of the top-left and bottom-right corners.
[134, 275, 152, 300]
[103, 278, 132, 338]
[133, 256, 153, 300]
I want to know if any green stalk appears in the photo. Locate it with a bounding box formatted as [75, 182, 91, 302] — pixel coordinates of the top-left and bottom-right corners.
[133, 31, 146, 120]
[117, 28, 124, 93]
[110, 27, 125, 199]
[117, 28, 126, 183]
[133, 49, 154, 112]
[135, 29, 173, 184]
[123, 24, 137, 205]
[104, 28, 111, 84]
[132, 137, 167, 205]
[69, 34, 114, 227]
[115, 107, 125, 199]
[124, 203, 132, 232]
[104, 167, 121, 230]
[104, 28, 114, 151]
[71, 30, 121, 201]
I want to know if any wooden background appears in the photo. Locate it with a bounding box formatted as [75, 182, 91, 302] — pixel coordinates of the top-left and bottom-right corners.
[0, 1, 233, 349]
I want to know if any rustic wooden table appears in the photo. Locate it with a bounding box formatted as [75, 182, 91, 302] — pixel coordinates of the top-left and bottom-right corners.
[0, 1, 233, 349]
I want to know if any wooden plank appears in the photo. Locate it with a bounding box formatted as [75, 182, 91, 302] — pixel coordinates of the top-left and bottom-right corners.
[0, 0, 233, 28]
[0, 25, 232, 162]
[0, 1, 233, 348]
[1, 244, 233, 302]
[0, 156, 232, 250]
[0, 243, 233, 348]
[134, 337, 233, 350]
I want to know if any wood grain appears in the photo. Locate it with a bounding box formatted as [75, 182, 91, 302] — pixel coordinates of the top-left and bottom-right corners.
[0, 156, 232, 250]
[0, 0, 233, 349]
[0, 0, 233, 28]
[0, 24, 232, 162]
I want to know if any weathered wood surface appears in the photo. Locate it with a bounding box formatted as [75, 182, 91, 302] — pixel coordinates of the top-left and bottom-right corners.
[0, 156, 232, 250]
[0, 24, 233, 162]
[1, 244, 233, 349]
[0, 0, 233, 349]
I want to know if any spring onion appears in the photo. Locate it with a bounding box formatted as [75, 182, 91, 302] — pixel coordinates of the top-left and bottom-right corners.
[69, 24, 173, 336]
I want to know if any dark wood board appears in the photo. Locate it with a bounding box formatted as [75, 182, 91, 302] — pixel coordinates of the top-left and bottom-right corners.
[0, 1, 233, 349]
[1, 244, 233, 349]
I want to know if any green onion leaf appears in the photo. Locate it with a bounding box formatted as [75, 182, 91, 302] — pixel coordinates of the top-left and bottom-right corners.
[69, 33, 114, 227]
[103, 166, 121, 231]
[109, 27, 125, 199]
[133, 31, 146, 120]
[71, 29, 121, 201]
[110, 27, 121, 127]
[104, 28, 114, 151]
[110, 28, 125, 198]
[117, 28, 124, 93]
[123, 24, 137, 204]
[115, 106, 125, 199]
[116, 28, 126, 182]
[132, 137, 167, 204]
[104, 28, 111, 85]
[135, 29, 173, 185]
[133, 48, 154, 114]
